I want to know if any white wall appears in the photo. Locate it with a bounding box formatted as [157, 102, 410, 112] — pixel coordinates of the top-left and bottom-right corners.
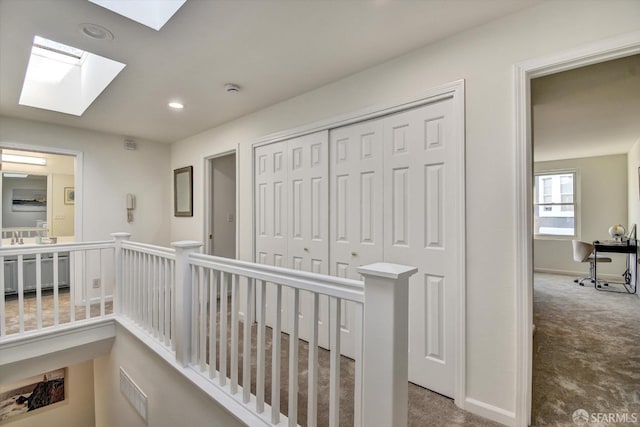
[50, 174, 74, 237]
[93, 325, 244, 427]
[534, 155, 628, 277]
[629, 138, 640, 229]
[0, 117, 171, 246]
[167, 1, 640, 420]
[3, 361, 95, 427]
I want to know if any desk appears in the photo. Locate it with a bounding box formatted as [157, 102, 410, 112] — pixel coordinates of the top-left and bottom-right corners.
[593, 240, 638, 294]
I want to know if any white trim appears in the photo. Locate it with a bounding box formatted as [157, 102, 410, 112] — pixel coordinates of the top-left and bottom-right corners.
[465, 397, 516, 427]
[203, 149, 238, 258]
[514, 30, 640, 427]
[534, 268, 621, 282]
[0, 142, 84, 243]
[251, 80, 464, 148]
[249, 79, 466, 408]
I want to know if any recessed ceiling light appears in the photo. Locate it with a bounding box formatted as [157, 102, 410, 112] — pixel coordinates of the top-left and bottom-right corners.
[79, 23, 114, 40]
[168, 102, 184, 109]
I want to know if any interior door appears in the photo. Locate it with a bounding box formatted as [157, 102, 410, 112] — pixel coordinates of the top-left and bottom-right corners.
[287, 131, 330, 347]
[382, 98, 458, 397]
[329, 119, 384, 358]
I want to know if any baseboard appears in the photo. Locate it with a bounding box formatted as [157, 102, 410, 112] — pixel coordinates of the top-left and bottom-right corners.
[465, 397, 515, 427]
[534, 268, 620, 282]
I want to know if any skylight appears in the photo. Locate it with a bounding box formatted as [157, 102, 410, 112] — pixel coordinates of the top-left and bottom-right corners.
[19, 36, 126, 116]
[88, 0, 187, 31]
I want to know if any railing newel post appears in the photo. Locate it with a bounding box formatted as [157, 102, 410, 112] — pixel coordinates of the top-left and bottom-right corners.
[357, 262, 418, 427]
[111, 232, 132, 315]
[172, 240, 203, 367]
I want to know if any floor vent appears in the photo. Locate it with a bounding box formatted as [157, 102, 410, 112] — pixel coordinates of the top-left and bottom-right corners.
[119, 367, 148, 423]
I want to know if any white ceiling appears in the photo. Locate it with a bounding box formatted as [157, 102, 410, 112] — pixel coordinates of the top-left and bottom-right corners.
[0, 0, 540, 143]
[532, 54, 640, 162]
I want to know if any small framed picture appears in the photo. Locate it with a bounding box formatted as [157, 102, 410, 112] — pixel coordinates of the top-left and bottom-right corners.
[64, 187, 75, 205]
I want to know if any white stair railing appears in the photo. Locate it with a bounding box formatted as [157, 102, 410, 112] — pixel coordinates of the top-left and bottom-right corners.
[1, 233, 417, 427]
[0, 240, 115, 337]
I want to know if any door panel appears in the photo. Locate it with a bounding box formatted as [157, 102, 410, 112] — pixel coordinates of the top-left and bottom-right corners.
[382, 98, 457, 397]
[287, 131, 330, 348]
[254, 141, 290, 331]
[329, 120, 384, 358]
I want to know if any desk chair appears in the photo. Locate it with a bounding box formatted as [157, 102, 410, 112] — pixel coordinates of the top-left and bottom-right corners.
[572, 240, 612, 286]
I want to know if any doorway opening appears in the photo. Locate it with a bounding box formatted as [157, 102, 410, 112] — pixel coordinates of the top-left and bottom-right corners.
[514, 32, 640, 427]
[0, 147, 78, 245]
[205, 151, 237, 258]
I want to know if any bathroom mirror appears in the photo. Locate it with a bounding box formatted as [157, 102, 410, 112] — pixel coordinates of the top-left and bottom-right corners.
[174, 166, 193, 217]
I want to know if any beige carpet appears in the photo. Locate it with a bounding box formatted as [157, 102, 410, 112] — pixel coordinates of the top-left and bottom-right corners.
[533, 273, 640, 426]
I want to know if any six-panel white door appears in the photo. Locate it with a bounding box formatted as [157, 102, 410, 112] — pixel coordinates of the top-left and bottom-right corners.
[329, 119, 384, 358]
[382, 98, 458, 397]
[255, 141, 290, 331]
[287, 131, 330, 347]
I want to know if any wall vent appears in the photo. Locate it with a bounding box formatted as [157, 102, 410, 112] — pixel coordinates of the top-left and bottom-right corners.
[119, 367, 148, 423]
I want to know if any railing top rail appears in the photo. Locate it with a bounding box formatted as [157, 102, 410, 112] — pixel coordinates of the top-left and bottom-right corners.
[122, 240, 176, 260]
[189, 252, 365, 303]
[0, 240, 115, 256]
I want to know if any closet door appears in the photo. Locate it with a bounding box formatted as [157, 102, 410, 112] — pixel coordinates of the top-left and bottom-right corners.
[254, 141, 289, 330]
[329, 120, 384, 358]
[383, 98, 458, 397]
[287, 131, 330, 347]
[254, 132, 330, 343]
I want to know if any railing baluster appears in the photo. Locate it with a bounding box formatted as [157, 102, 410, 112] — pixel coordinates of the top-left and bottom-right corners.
[199, 266, 207, 372]
[147, 253, 152, 330]
[288, 287, 299, 427]
[308, 292, 319, 427]
[69, 252, 75, 323]
[18, 255, 24, 333]
[85, 251, 90, 320]
[256, 279, 266, 413]
[36, 253, 42, 330]
[170, 259, 176, 351]
[0, 255, 5, 336]
[329, 296, 341, 427]
[271, 284, 282, 424]
[219, 272, 228, 387]
[230, 274, 239, 393]
[191, 264, 198, 365]
[164, 258, 171, 347]
[159, 256, 165, 341]
[53, 253, 59, 326]
[209, 269, 218, 379]
[100, 249, 105, 317]
[354, 302, 364, 427]
[242, 277, 253, 404]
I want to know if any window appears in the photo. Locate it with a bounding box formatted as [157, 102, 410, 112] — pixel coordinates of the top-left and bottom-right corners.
[534, 172, 576, 237]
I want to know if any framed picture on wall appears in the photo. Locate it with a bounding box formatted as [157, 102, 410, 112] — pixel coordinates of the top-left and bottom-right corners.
[174, 166, 193, 217]
[0, 368, 66, 421]
[64, 187, 75, 205]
